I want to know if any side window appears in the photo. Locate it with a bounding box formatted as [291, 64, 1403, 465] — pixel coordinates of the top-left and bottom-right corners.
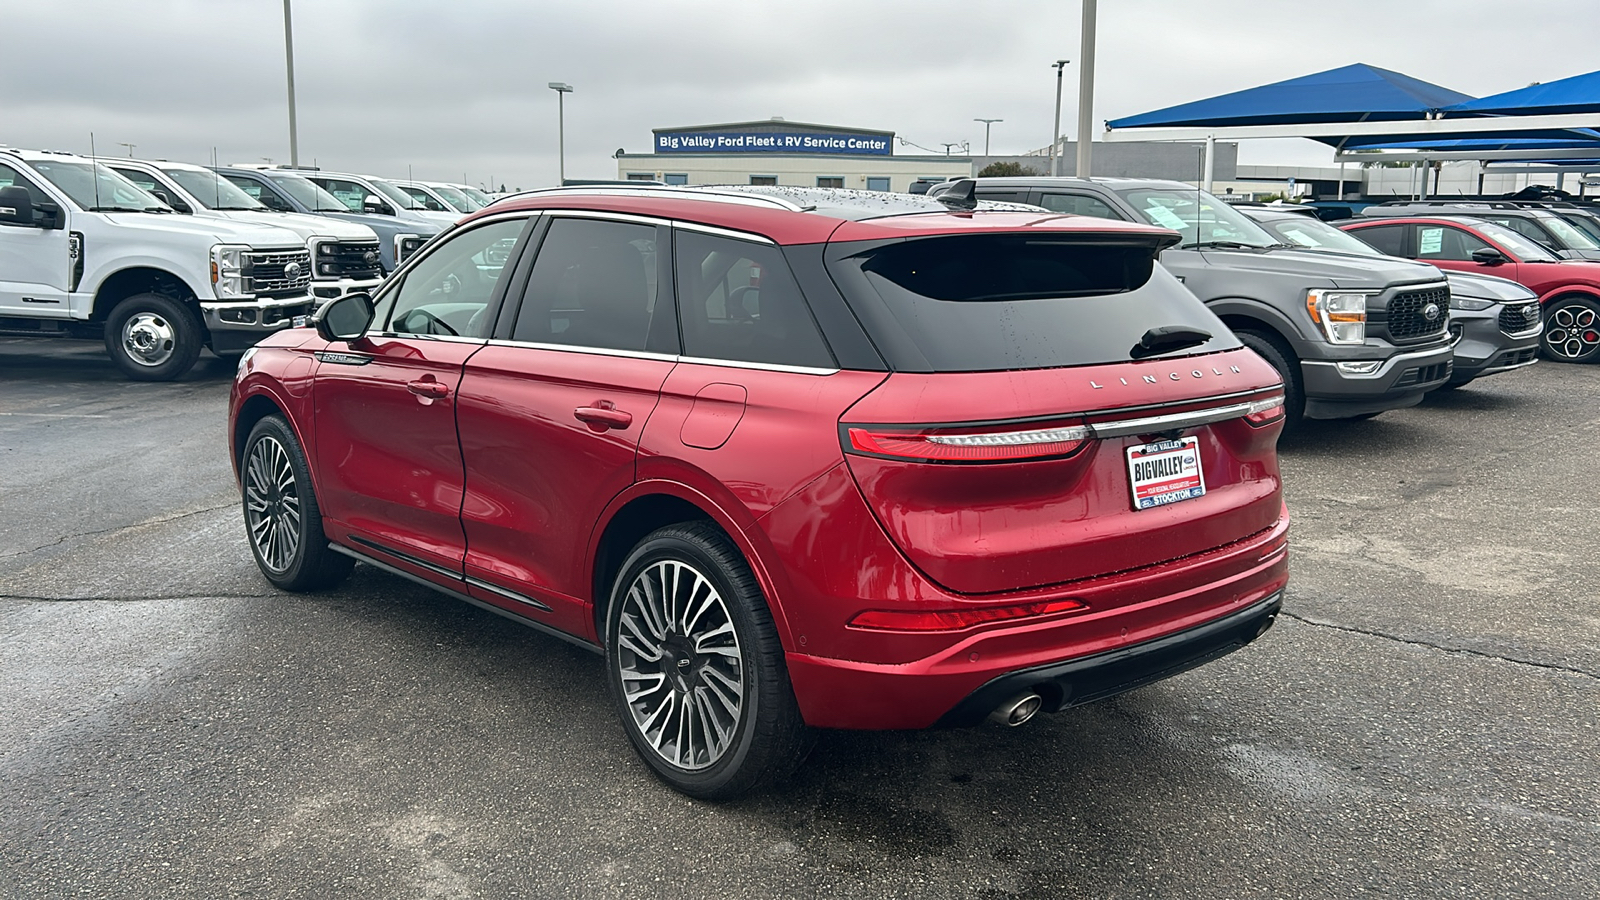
[865, 177, 891, 192]
[1352, 224, 1408, 257]
[1417, 225, 1490, 262]
[1484, 216, 1555, 248]
[975, 190, 1029, 203]
[311, 178, 371, 213]
[225, 176, 292, 212]
[401, 186, 450, 212]
[511, 217, 662, 352]
[673, 230, 834, 369]
[380, 217, 527, 338]
[1038, 192, 1120, 219]
[0, 164, 51, 224]
[110, 168, 160, 193]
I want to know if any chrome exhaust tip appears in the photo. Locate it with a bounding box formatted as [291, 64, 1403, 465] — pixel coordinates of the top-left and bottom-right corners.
[988, 692, 1043, 727]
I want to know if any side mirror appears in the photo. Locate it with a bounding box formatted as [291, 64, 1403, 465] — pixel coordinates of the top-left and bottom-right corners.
[36, 201, 64, 230]
[1471, 247, 1507, 266]
[0, 185, 38, 227]
[362, 195, 390, 215]
[312, 292, 375, 342]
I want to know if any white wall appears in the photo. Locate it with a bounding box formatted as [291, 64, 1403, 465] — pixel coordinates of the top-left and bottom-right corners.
[615, 155, 971, 193]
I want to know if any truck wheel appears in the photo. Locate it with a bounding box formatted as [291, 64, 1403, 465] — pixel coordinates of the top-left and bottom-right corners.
[604, 522, 812, 800]
[242, 415, 355, 592]
[104, 293, 203, 381]
[1236, 330, 1304, 431]
[1540, 296, 1600, 363]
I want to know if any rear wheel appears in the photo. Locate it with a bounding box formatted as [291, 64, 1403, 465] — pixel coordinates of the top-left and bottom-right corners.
[104, 293, 202, 381]
[604, 522, 811, 799]
[1236, 330, 1304, 431]
[242, 415, 354, 592]
[1540, 295, 1600, 363]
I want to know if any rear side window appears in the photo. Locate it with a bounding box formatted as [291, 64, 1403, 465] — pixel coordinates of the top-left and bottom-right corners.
[826, 234, 1236, 372]
[673, 230, 834, 369]
[1037, 192, 1120, 219]
[1352, 224, 1408, 256]
[1417, 225, 1491, 262]
[512, 217, 662, 352]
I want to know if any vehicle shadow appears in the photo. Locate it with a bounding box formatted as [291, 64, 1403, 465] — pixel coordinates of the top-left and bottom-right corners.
[0, 340, 236, 384]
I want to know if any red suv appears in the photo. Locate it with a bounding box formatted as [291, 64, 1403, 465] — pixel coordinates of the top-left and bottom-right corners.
[229, 183, 1290, 798]
[1340, 216, 1600, 362]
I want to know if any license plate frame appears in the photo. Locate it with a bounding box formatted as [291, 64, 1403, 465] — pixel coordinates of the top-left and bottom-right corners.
[1126, 436, 1206, 511]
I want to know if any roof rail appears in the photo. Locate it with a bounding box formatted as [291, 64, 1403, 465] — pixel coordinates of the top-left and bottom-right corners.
[493, 184, 806, 212]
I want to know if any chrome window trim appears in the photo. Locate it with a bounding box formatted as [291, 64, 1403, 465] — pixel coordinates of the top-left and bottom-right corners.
[544, 208, 668, 228]
[671, 220, 778, 245]
[482, 339, 840, 375]
[493, 185, 805, 212]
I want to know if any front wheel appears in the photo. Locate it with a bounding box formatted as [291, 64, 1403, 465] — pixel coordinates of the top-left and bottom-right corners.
[1540, 296, 1600, 363]
[103, 293, 203, 381]
[241, 415, 354, 592]
[604, 522, 811, 800]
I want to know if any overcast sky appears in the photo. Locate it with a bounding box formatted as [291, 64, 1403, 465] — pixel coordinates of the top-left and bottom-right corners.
[8, 0, 1598, 190]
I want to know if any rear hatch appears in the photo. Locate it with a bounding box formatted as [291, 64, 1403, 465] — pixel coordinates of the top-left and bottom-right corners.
[823, 223, 1286, 595]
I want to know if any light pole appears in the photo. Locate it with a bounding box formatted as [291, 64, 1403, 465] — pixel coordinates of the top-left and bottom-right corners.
[283, 0, 299, 167]
[1050, 59, 1070, 176]
[117, 142, 136, 157]
[548, 82, 573, 185]
[974, 118, 1002, 156]
[1075, 0, 1097, 179]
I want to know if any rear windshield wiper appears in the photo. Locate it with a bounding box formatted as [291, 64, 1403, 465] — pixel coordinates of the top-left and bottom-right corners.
[1130, 325, 1213, 359]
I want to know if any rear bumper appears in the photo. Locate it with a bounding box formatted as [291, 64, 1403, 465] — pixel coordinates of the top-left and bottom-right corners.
[782, 513, 1290, 731]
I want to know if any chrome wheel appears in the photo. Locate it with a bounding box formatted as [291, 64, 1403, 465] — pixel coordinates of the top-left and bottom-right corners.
[615, 559, 744, 771]
[1544, 303, 1600, 360]
[120, 311, 178, 368]
[244, 435, 302, 574]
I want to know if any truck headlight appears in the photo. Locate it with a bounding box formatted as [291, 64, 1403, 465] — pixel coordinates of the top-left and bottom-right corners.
[1449, 296, 1495, 311]
[211, 244, 251, 299]
[1306, 289, 1369, 345]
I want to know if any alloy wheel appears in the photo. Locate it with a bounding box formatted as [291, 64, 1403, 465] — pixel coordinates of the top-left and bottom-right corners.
[615, 559, 744, 771]
[120, 311, 177, 367]
[244, 435, 302, 574]
[1544, 303, 1600, 360]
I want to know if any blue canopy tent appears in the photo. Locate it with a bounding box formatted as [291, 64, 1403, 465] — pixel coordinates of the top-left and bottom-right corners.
[1107, 63, 1472, 129]
[1446, 69, 1600, 116]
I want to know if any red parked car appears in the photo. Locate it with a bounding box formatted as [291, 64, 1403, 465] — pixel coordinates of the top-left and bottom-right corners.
[1340, 215, 1600, 362]
[229, 183, 1290, 798]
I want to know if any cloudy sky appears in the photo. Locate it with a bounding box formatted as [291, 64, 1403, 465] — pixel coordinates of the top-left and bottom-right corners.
[8, 0, 1597, 190]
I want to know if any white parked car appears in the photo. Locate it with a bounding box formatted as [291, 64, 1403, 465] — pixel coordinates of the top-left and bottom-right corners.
[0, 148, 315, 380]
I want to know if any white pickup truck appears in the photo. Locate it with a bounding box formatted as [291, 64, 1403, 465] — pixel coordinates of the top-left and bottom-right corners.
[0, 148, 317, 380]
[104, 159, 384, 302]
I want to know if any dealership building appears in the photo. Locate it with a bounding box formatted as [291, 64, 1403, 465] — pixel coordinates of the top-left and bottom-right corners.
[614, 119, 972, 193]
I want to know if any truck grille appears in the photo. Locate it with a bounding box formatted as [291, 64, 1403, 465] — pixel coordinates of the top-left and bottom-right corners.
[245, 249, 312, 298]
[314, 240, 384, 281]
[1498, 302, 1541, 335]
[1384, 286, 1450, 341]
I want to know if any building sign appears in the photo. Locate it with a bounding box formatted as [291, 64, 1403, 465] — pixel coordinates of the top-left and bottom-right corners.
[654, 130, 892, 155]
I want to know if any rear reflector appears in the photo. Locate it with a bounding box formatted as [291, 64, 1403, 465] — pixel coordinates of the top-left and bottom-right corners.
[849, 598, 1089, 632]
[846, 424, 1089, 463]
[1243, 395, 1285, 426]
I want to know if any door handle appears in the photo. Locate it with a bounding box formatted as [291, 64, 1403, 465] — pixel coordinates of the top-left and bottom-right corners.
[407, 379, 451, 399]
[574, 401, 633, 431]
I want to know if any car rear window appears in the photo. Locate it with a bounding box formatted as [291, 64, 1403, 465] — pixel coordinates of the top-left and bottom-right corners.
[825, 234, 1236, 372]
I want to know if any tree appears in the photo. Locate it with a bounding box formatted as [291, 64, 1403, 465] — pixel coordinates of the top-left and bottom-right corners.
[977, 161, 1042, 178]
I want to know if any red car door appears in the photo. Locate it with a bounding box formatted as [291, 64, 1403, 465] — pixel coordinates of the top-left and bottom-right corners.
[314, 216, 532, 578]
[456, 215, 677, 640]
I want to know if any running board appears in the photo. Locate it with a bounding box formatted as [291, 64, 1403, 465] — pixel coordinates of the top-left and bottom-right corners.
[328, 542, 601, 655]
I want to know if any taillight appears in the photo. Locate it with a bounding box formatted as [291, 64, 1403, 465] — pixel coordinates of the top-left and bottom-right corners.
[844, 422, 1089, 463]
[848, 598, 1088, 632]
[1243, 395, 1285, 426]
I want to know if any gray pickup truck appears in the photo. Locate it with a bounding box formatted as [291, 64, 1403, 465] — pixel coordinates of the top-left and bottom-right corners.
[935, 177, 1455, 428]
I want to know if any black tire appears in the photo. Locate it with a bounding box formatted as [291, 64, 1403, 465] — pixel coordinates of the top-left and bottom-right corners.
[241, 415, 354, 592]
[604, 522, 811, 800]
[103, 292, 203, 381]
[1236, 330, 1304, 431]
[1539, 295, 1600, 363]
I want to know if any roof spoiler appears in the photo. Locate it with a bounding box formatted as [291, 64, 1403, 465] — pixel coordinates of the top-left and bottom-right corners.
[934, 178, 978, 211]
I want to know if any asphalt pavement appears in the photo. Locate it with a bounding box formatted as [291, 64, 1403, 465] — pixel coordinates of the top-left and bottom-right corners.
[1, 337, 1595, 899]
